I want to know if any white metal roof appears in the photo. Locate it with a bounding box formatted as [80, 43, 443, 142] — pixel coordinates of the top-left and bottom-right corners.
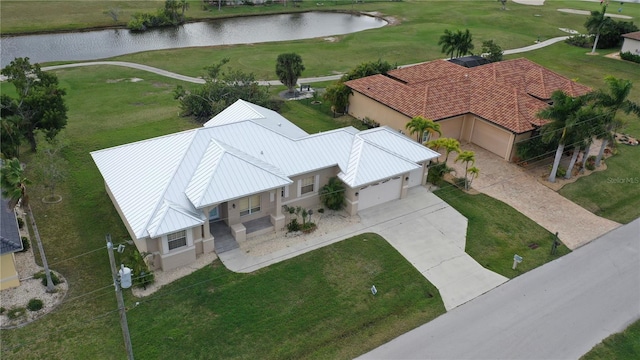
[92, 100, 440, 240]
[203, 99, 308, 139]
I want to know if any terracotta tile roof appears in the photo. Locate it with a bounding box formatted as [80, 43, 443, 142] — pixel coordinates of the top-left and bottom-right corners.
[345, 58, 591, 134]
[622, 31, 640, 41]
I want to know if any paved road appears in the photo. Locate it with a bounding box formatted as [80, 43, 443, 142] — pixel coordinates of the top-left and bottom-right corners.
[359, 218, 640, 359]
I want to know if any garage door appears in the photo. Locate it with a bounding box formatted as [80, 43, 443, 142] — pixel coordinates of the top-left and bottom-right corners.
[407, 165, 424, 188]
[358, 176, 402, 211]
[470, 119, 511, 159]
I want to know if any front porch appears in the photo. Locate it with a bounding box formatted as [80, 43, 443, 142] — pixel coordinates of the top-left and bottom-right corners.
[210, 216, 275, 254]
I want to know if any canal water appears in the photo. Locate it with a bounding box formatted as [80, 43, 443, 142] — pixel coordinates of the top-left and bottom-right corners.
[0, 12, 386, 67]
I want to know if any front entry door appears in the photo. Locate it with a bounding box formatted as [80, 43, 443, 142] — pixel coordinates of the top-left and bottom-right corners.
[209, 206, 220, 220]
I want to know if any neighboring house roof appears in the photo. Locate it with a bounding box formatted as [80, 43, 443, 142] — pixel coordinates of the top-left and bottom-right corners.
[622, 31, 640, 41]
[1, 195, 23, 255]
[92, 100, 440, 240]
[345, 58, 592, 134]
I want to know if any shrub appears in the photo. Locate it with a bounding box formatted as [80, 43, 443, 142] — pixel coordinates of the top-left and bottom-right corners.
[34, 271, 61, 287]
[7, 307, 26, 320]
[516, 135, 557, 162]
[319, 177, 346, 210]
[18, 237, 30, 252]
[565, 34, 591, 48]
[301, 222, 317, 234]
[555, 166, 567, 178]
[27, 298, 44, 312]
[620, 51, 640, 64]
[0, 307, 6, 314]
[427, 162, 451, 184]
[17, 217, 24, 229]
[317, 208, 325, 214]
[585, 155, 596, 171]
[453, 177, 467, 189]
[287, 218, 301, 232]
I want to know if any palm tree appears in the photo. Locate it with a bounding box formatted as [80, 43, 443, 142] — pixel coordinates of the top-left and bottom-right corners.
[405, 116, 441, 143]
[275, 53, 305, 94]
[585, 3, 613, 54]
[438, 29, 456, 59]
[455, 29, 474, 58]
[438, 29, 474, 59]
[564, 106, 598, 179]
[319, 177, 345, 210]
[587, 76, 640, 168]
[455, 150, 476, 190]
[179, 0, 189, 18]
[1, 158, 55, 292]
[538, 91, 586, 183]
[467, 166, 480, 189]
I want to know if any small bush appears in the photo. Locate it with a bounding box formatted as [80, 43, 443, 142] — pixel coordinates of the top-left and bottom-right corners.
[453, 177, 467, 189]
[317, 208, 325, 214]
[555, 166, 567, 178]
[17, 217, 24, 229]
[427, 162, 451, 184]
[585, 155, 596, 171]
[34, 271, 61, 287]
[7, 307, 26, 320]
[19, 237, 30, 252]
[301, 222, 317, 233]
[287, 218, 301, 232]
[0, 307, 6, 314]
[27, 298, 44, 312]
[565, 34, 591, 48]
[620, 51, 640, 64]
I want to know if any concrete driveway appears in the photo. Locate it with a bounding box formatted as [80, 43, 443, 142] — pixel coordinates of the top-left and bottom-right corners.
[219, 186, 507, 311]
[450, 144, 620, 249]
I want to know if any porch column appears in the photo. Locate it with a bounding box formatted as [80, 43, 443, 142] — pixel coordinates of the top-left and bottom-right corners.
[270, 189, 286, 230]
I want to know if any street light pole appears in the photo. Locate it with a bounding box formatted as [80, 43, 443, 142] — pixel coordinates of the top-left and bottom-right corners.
[106, 234, 135, 360]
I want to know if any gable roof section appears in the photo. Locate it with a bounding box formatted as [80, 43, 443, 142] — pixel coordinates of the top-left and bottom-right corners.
[92, 100, 440, 240]
[147, 200, 204, 238]
[204, 99, 308, 139]
[185, 139, 291, 208]
[1, 195, 23, 255]
[346, 58, 591, 134]
[339, 135, 423, 187]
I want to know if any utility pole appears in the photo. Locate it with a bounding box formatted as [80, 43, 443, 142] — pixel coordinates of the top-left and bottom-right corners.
[106, 234, 135, 360]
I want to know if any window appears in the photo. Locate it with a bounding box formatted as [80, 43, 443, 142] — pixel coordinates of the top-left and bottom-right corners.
[239, 194, 261, 216]
[301, 176, 315, 194]
[167, 230, 187, 250]
[422, 131, 431, 143]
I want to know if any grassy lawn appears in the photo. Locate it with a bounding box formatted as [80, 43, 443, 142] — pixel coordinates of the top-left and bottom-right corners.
[2, 0, 640, 357]
[434, 187, 571, 278]
[581, 318, 640, 360]
[128, 234, 444, 359]
[0, 65, 445, 359]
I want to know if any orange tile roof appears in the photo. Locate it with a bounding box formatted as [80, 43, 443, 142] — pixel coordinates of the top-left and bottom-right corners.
[345, 58, 591, 134]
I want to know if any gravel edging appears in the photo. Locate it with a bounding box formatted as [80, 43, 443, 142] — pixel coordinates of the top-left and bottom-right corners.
[0, 210, 69, 329]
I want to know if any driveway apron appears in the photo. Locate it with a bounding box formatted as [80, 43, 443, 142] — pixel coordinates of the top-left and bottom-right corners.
[220, 186, 508, 311]
[451, 144, 620, 249]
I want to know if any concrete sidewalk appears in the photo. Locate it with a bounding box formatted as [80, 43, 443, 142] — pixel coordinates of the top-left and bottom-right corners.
[219, 187, 508, 310]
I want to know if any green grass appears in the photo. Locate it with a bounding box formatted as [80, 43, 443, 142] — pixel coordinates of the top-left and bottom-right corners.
[581, 318, 640, 360]
[128, 234, 444, 359]
[2, 1, 640, 357]
[434, 186, 571, 278]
